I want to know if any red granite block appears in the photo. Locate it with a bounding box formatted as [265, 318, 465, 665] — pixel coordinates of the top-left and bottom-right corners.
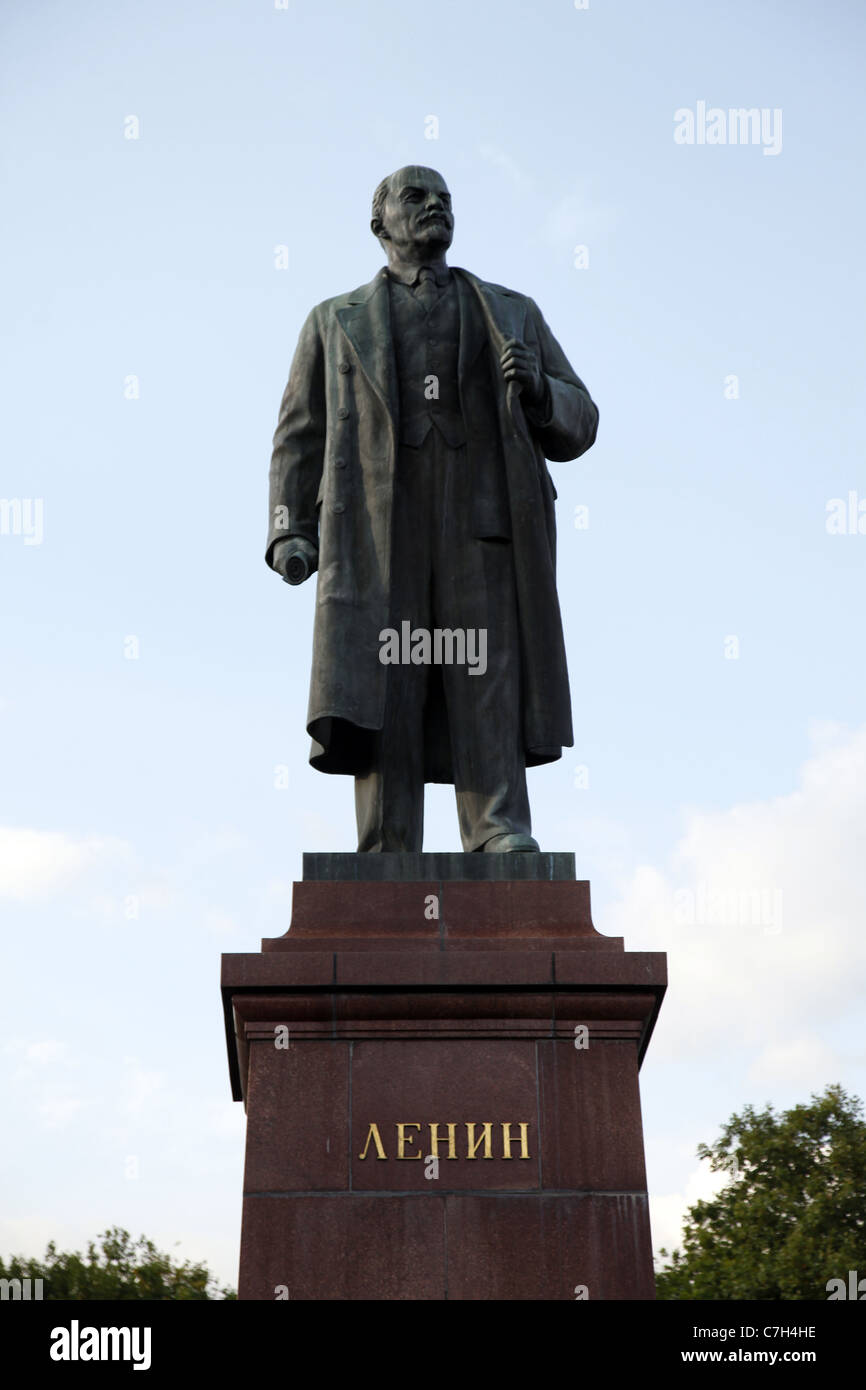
[234, 993, 334, 1028]
[239, 1195, 446, 1300]
[243, 1041, 350, 1193]
[443, 880, 600, 937]
[222, 952, 334, 985]
[333, 949, 554, 988]
[263, 934, 442, 954]
[332, 990, 555, 1028]
[285, 880, 441, 936]
[552, 990, 659, 1026]
[445, 1194, 655, 1300]
[554, 950, 667, 986]
[538, 1039, 647, 1191]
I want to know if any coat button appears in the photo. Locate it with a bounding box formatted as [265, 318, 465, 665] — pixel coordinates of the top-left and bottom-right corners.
[338, 362, 352, 374]
[334, 456, 347, 468]
[337, 406, 349, 419]
[333, 501, 346, 513]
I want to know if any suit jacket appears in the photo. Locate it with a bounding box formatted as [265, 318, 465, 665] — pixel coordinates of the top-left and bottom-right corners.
[267, 265, 599, 780]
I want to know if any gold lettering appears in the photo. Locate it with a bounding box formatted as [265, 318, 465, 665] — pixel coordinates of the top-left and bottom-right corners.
[360, 1120, 531, 1160]
[358, 1122, 387, 1160]
[397, 1122, 422, 1159]
[465, 1122, 494, 1159]
[428, 1122, 458, 1159]
[501, 1122, 531, 1159]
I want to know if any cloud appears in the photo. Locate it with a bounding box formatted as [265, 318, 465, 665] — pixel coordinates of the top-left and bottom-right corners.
[476, 143, 534, 193]
[747, 1034, 841, 1086]
[265, 878, 293, 908]
[117, 1063, 166, 1121]
[0, 827, 130, 903]
[606, 724, 866, 1076]
[5, 1038, 75, 1069]
[203, 910, 239, 937]
[37, 1095, 85, 1130]
[541, 189, 617, 249]
[4, 1038, 87, 1130]
[651, 1158, 730, 1258]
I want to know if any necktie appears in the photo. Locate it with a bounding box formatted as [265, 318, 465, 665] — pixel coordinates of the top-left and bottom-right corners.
[414, 266, 439, 313]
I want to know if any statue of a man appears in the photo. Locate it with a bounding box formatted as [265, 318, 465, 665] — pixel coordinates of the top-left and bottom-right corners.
[267, 166, 598, 853]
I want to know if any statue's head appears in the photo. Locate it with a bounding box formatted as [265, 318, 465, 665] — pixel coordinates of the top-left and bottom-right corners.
[371, 166, 453, 258]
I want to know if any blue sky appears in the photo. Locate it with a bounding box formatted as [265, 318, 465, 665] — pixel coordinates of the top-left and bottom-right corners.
[2, 0, 865, 1289]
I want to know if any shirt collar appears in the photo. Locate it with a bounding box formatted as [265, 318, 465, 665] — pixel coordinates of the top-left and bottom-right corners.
[386, 264, 452, 289]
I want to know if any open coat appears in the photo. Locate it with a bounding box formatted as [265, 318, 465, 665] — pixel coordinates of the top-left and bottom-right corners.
[266, 265, 599, 780]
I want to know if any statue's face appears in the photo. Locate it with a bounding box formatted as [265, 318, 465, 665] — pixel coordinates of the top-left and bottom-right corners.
[378, 166, 453, 255]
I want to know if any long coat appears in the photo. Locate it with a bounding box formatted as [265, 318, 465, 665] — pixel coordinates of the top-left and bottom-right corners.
[267, 265, 599, 781]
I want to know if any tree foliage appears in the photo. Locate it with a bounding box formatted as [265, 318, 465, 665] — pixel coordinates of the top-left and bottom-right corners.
[656, 1084, 866, 1299]
[0, 1226, 236, 1300]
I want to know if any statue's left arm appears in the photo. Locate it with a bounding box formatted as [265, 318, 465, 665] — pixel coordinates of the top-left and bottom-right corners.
[521, 298, 599, 463]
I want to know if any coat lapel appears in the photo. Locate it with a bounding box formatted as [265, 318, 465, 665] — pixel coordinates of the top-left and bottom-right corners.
[335, 270, 397, 421]
[454, 270, 486, 380]
[454, 267, 531, 445]
[453, 266, 527, 354]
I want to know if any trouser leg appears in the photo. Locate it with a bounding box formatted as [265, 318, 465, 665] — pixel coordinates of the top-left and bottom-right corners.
[354, 440, 431, 852]
[354, 661, 426, 851]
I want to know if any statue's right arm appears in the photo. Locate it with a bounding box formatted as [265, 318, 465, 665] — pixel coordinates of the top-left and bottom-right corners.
[266, 306, 325, 583]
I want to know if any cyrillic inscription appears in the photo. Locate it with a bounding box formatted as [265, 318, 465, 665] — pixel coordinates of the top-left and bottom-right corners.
[357, 1121, 531, 1160]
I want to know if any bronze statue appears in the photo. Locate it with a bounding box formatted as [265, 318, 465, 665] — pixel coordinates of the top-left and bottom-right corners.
[267, 166, 598, 852]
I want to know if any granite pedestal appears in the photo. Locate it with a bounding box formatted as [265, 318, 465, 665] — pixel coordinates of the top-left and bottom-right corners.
[221, 853, 666, 1300]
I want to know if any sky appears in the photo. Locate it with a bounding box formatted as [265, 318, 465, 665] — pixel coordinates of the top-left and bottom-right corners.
[2, 0, 865, 1291]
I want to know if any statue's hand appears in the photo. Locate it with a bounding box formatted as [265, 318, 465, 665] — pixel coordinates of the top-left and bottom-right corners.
[273, 536, 318, 586]
[499, 338, 545, 407]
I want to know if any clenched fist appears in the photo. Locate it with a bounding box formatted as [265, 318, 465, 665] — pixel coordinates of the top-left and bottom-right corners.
[499, 337, 545, 408]
[272, 536, 319, 585]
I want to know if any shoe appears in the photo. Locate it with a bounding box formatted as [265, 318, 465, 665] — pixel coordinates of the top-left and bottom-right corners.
[481, 833, 540, 853]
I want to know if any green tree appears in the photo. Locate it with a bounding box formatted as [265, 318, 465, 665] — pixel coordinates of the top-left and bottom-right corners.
[656, 1084, 866, 1299]
[0, 1226, 236, 1300]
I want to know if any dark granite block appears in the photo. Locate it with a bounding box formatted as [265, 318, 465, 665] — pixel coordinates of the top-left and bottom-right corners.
[302, 851, 576, 881]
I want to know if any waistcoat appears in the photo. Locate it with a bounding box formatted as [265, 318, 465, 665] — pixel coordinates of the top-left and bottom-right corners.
[389, 275, 466, 447]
